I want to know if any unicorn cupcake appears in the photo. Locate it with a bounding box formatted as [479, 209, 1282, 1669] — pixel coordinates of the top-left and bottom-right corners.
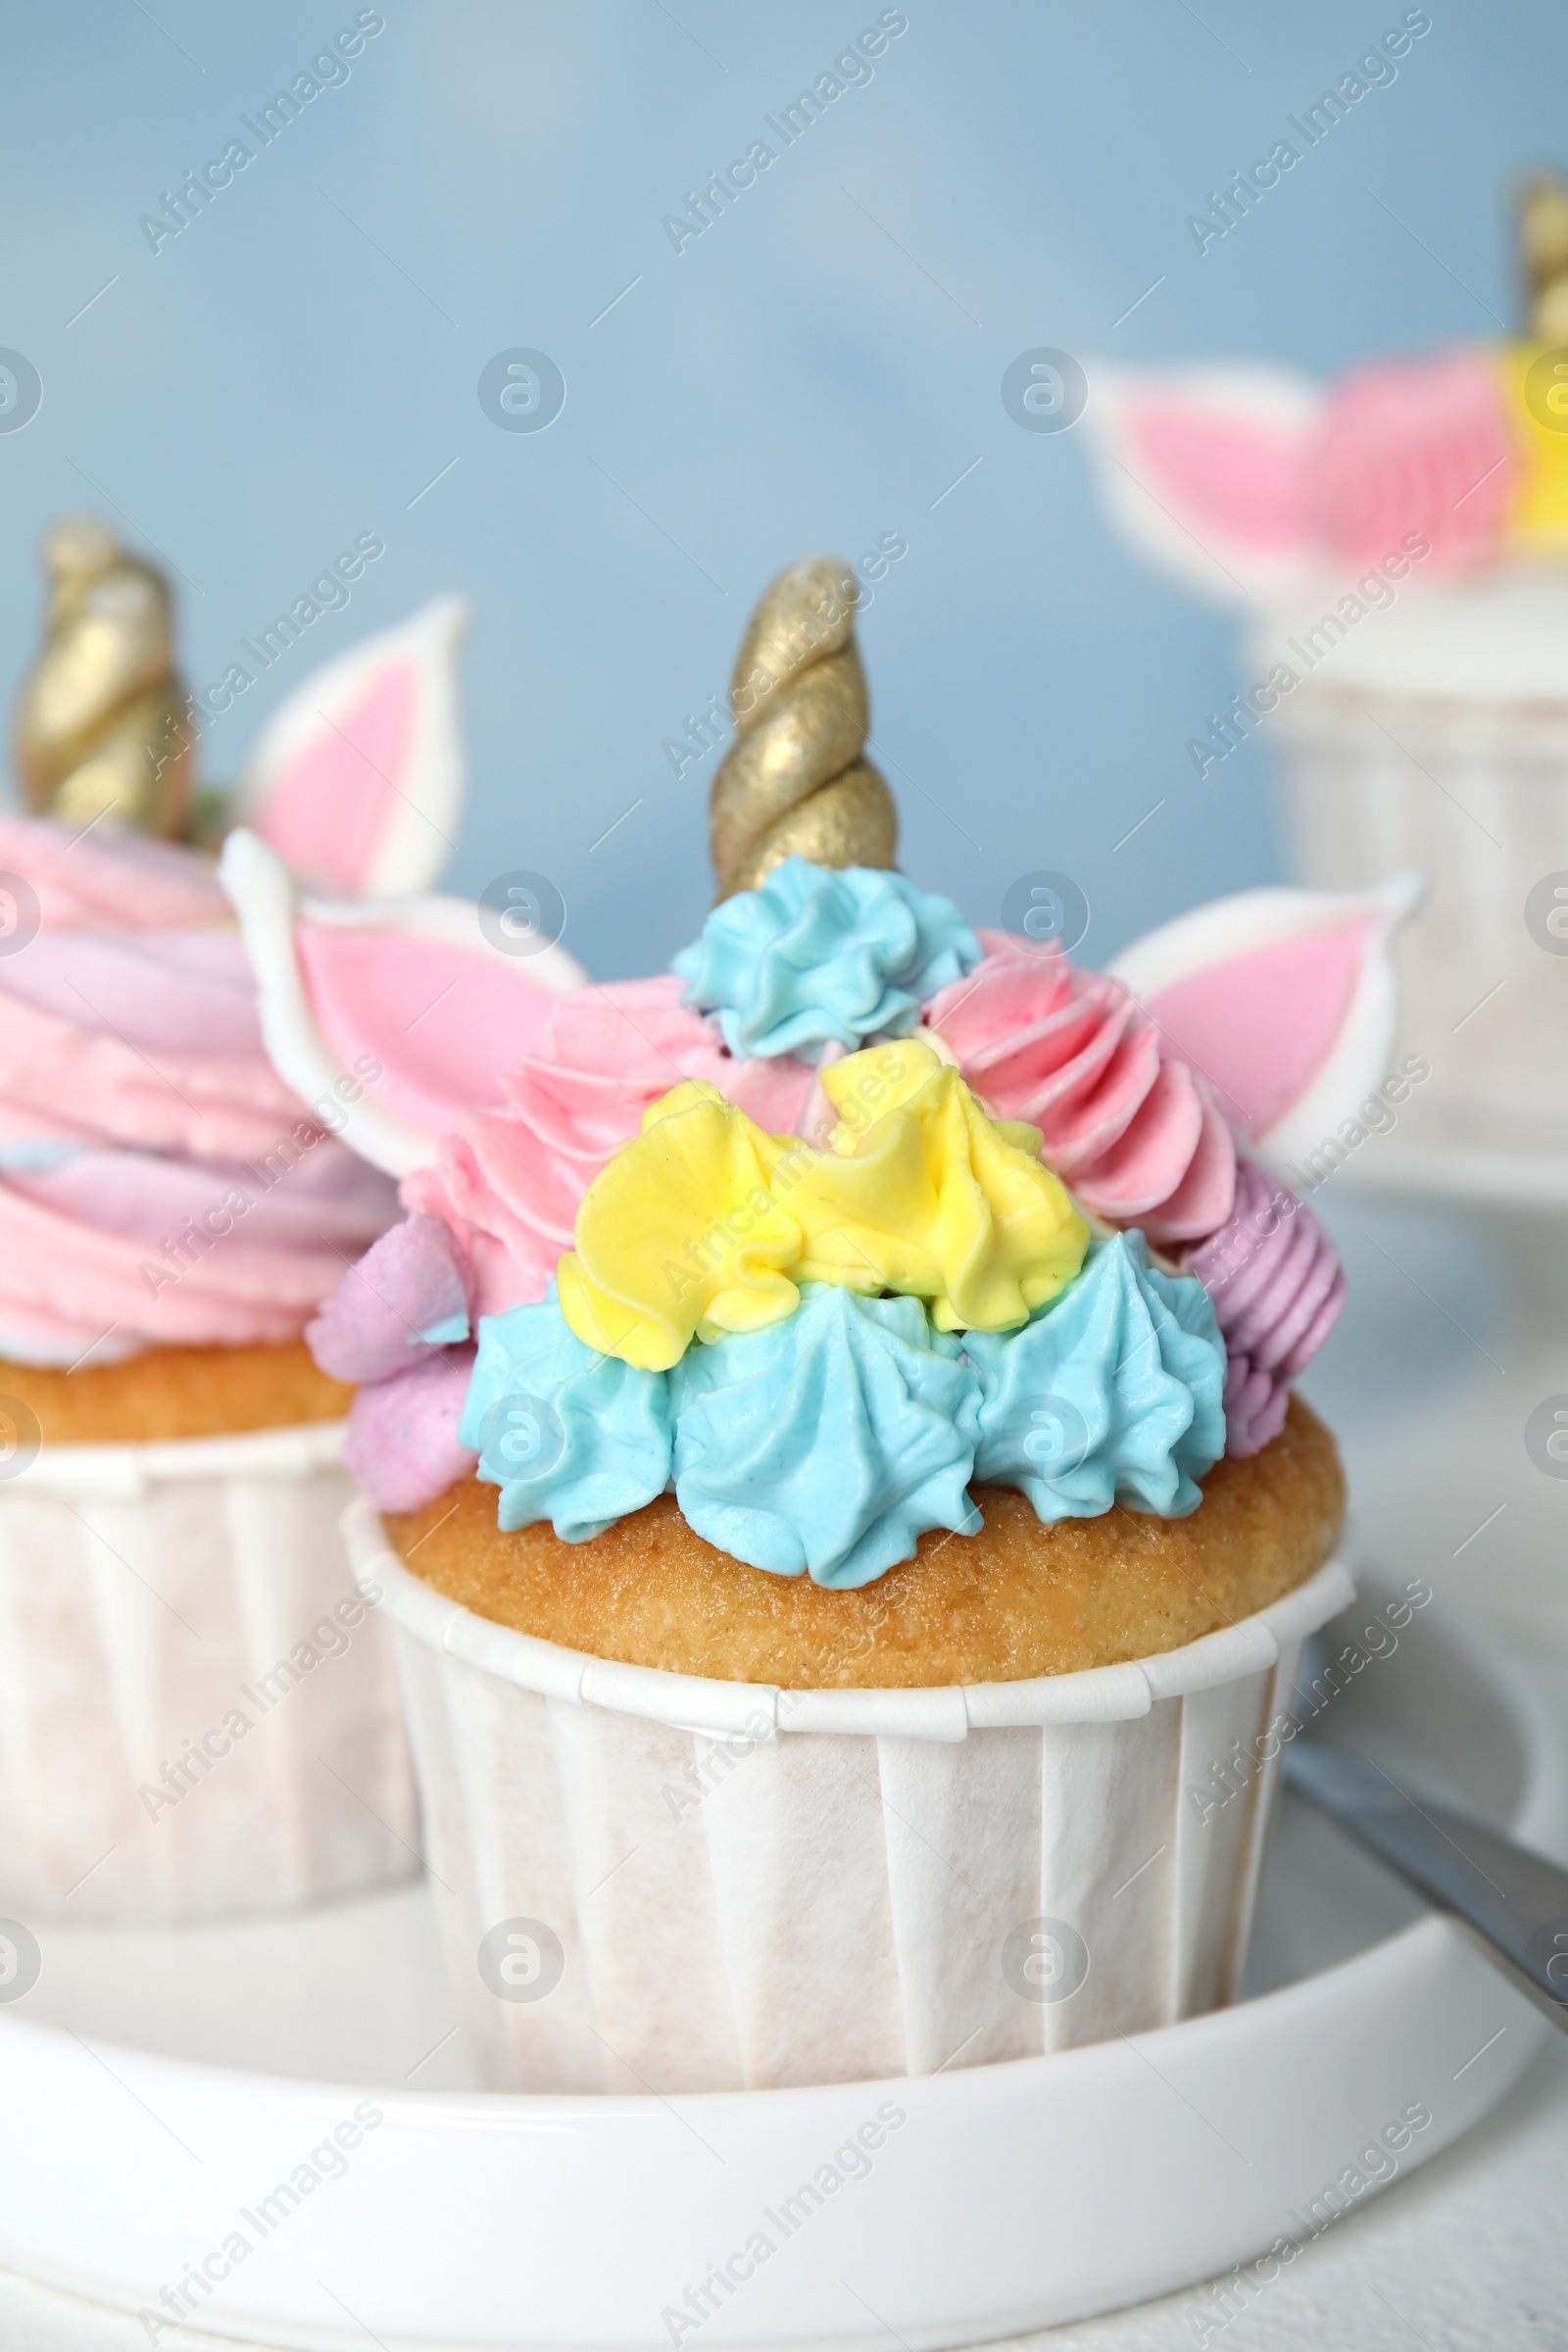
[227, 558, 1414, 2091]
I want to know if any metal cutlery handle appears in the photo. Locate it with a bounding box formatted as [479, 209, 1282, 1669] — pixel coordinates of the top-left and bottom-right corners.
[1285, 1740, 1568, 2032]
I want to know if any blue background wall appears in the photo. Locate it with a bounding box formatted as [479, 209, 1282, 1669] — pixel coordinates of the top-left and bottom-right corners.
[0, 0, 1554, 978]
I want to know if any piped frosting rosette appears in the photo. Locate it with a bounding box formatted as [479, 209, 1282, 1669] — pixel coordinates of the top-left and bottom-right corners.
[301, 854, 1423, 1582]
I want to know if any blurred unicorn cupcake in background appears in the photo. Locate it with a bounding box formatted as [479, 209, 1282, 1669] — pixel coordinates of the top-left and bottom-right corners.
[1086, 178, 1568, 1152]
[0, 517, 578, 1924]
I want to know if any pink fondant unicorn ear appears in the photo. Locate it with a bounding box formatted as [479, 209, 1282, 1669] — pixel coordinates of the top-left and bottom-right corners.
[1107, 871, 1425, 1169]
[220, 828, 586, 1176]
[227, 599, 468, 898]
[1086, 366, 1322, 604]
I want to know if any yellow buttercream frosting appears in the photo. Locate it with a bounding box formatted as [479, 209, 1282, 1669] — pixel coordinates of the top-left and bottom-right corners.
[788, 1043, 1089, 1332]
[558, 1047, 1092, 1367]
[557, 1082, 804, 1371]
[1499, 343, 1568, 554]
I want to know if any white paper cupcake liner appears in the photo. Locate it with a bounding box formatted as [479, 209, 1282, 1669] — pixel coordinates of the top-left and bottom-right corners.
[1272, 683, 1568, 1134]
[346, 1497, 1352, 2093]
[0, 1425, 418, 1925]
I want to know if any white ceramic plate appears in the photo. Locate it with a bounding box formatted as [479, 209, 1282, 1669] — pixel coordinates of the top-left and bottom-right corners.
[0, 1596, 1560, 2352]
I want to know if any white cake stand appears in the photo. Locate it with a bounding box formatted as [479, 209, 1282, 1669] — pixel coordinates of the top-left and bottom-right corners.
[1328, 1119, 1568, 1643]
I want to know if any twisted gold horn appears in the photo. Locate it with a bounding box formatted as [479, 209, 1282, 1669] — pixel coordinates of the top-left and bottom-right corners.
[12, 513, 194, 839]
[1522, 175, 1568, 344]
[709, 555, 897, 899]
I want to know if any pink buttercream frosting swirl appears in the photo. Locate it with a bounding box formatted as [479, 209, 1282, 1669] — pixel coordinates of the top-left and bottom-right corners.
[1180, 1156, 1345, 1458]
[1308, 348, 1516, 574]
[0, 818, 395, 1362]
[403, 977, 818, 1317]
[923, 937, 1238, 1244]
[0, 814, 235, 932]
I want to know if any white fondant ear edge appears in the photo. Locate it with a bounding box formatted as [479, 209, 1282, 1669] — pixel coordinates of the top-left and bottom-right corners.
[220, 831, 588, 1175]
[1086, 362, 1323, 606]
[1107, 871, 1427, 1170]
[230, 596, 469, 898]
[1254, 873, 1426, 1169]
[220, 829, 441, 1176]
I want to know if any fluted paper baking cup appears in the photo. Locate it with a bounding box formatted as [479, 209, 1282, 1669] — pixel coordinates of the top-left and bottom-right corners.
[0, 1425, 417, 1925]
[1272, 682, 1568, 1136]
[346, 1497, 1352, 2093]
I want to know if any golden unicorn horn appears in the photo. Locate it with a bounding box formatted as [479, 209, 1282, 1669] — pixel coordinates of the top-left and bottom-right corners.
[709, 555, 897, 898]
[13, 512, 194, 838]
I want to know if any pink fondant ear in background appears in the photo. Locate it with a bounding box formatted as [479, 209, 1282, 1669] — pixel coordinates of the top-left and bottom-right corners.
[1107, 871, 1425, 1168]
[228, 598, 468, 899]
[1086, 366, 1322, 604]
[219, 828, 587, 1176]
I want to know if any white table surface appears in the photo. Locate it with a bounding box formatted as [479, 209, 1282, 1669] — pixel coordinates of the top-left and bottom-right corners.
[5, 1187, 1565, 2350]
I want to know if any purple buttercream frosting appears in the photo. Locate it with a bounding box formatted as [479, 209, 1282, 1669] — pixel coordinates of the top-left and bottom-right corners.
[308, 1211, 479, 1509]
[344, 1348, 477, 1514]
[1182, 1157, 1346, 1458]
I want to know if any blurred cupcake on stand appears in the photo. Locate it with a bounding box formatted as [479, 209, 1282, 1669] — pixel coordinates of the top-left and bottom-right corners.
[0, 516, 581, 1922]
[1086, 183, 1568, 1637]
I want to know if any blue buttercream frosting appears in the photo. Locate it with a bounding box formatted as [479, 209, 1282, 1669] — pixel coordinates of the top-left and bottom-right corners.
[0, 1141, 83, 1169]
[459, 1291, 671, 1540]
[669, 1284, 983, 1588]
[964, 1234, 1226, 1520]
[454, 1246, 1227, 1574]
[416, 1310, 470, 1348]
[670, 856, 983, 1060]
